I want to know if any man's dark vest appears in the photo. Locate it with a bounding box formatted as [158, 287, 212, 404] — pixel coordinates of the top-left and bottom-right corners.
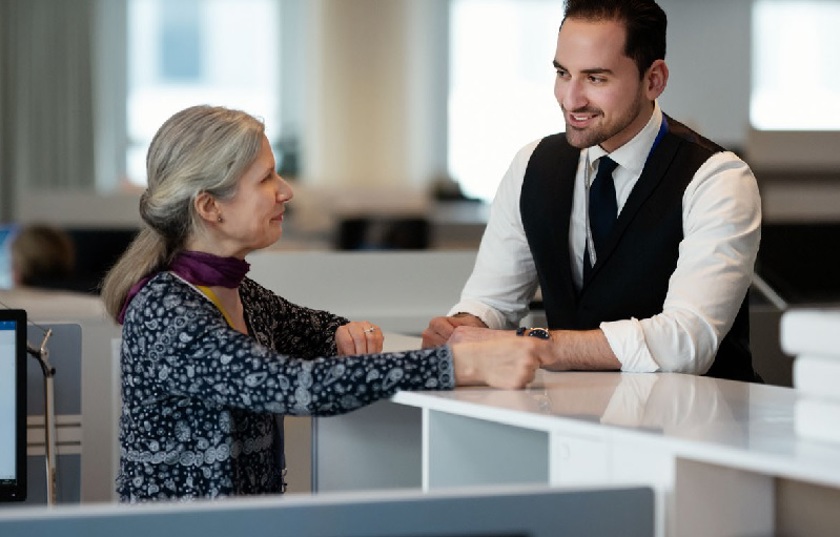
[520, 116, 758, 382]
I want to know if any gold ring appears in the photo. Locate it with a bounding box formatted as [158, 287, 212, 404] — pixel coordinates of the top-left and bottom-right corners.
[364, 326, 377, 334]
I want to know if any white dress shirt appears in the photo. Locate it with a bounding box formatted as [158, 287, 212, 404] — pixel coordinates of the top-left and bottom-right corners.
[449, 103, 762, 374]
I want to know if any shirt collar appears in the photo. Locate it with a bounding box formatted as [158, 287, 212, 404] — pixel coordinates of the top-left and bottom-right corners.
[586, 101, 663, 176]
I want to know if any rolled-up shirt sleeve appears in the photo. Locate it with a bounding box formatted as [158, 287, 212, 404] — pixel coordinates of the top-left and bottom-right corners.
[448, 141, 541, 329]
[601, 151, 761, 374]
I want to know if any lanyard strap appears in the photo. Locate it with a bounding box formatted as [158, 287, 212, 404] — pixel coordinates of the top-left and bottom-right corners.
[195, 285, 236, 328]
[650, 115, 669, 157]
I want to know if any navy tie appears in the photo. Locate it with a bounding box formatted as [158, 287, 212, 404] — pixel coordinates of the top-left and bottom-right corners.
[584, 156, 619, 280]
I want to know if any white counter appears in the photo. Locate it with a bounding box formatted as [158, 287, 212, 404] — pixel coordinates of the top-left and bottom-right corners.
[314, 371, 840, 537]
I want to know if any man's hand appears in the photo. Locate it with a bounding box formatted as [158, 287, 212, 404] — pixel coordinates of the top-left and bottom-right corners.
[447, 325, 509, 344]
[421, 313, 487, 348]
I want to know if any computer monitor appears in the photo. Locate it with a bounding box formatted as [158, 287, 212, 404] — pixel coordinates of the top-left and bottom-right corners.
[0, 309, 27, 502]
[0, 224, 20, 290]
[64, 227, 138, 294]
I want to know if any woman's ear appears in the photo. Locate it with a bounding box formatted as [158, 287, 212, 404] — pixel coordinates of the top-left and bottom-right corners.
[194, 192, 222, 224]
[645, 59, 669, 100]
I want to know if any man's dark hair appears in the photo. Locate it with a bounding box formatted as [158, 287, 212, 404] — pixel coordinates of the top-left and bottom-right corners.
[562, 0, 667, 78]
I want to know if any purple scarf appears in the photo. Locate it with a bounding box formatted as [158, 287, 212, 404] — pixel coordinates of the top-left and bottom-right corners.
[117, 251, 250, 324]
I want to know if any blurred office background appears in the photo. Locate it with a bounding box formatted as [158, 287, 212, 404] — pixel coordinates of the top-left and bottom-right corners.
[2, 0, 839, 225]
[1, 0, 839, 383]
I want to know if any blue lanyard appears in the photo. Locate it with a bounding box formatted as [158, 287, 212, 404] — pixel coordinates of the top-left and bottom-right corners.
[648, 115, 669, 159]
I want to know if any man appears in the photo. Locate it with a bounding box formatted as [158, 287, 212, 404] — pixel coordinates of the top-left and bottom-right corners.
[422, 0, 761, 381]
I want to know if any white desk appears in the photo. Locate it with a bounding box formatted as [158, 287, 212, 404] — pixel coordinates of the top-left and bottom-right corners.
[314, 371, 840, 537]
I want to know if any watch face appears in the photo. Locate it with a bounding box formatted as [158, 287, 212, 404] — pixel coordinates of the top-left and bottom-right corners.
[527, 328, 550, 340]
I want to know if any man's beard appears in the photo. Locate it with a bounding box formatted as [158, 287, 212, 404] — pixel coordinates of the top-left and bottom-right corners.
[562, 92, 646, 149]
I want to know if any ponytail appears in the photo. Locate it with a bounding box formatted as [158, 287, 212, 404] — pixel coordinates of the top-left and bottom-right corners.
[101, 226, 172, 322]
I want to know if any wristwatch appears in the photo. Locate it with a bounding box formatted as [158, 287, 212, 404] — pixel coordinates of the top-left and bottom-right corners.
[515, 327, 551, 340]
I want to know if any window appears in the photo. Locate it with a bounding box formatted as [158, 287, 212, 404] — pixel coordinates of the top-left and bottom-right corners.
[126, 0, 280, 185]
[159, 0, 202, 81]
[448, 0, 564, 203]
[751, 0, 840, 130]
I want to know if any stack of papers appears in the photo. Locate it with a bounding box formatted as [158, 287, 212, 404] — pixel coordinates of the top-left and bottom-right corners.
[781, 309, 840, 444]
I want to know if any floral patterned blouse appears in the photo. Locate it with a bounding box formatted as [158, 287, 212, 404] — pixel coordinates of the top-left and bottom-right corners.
[116, 272, 455, 501]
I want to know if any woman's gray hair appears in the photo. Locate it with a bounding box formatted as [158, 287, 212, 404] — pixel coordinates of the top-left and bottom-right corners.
[101, 105, 265, 321]
[141, 105, 266, 245]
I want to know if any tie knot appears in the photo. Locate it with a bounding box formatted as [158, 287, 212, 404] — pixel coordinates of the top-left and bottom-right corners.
[597, 156, 618, 176]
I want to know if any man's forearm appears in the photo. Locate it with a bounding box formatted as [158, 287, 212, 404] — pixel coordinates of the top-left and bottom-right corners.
[452, 311, 489, 327]
[541, 328, 622, 371]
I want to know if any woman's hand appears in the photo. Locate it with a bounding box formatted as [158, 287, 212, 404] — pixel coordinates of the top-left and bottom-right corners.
[335, 321, 384, 355]
[450, 333, 549, 389]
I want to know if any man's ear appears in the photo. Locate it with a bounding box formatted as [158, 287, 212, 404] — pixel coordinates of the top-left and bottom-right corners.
[194, 192, 221, 224]
[645, 59, 669, 100]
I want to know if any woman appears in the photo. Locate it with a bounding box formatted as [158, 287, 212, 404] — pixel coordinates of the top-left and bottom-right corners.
[101, 105, 545, 502]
